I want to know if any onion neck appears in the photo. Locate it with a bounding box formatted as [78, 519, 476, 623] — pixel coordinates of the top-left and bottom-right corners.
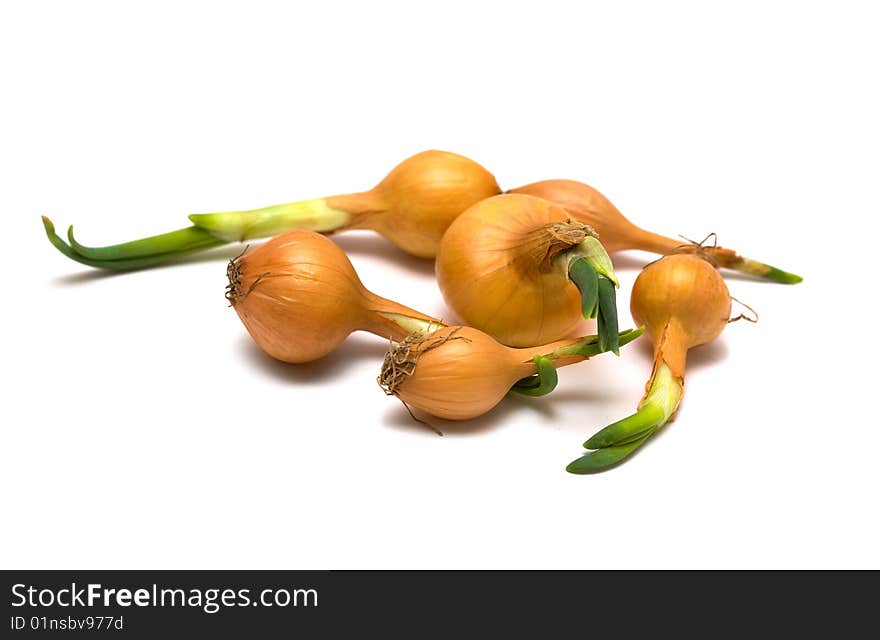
[509, 327, 645, 398]
[701, 246, 803, 284]
[626, 233, 803, 285]
[539, 327, 645, 368]
[622, 226, 688, 255]
[638, 360, 685, 426]
[605, 224, 803, 285]
[361, 293, 444, 342]
[189, 196, 359, 242]
[324, 190, 387, 230]
[556, 235, 618, 286]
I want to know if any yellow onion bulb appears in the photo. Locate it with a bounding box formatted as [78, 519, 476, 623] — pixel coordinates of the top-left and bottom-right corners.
[376, 324, 643, 421]
[378, 326, 538, 421]
[228, 231, 438, 363]
[436, 194, 611, 347]
[631, 253, 731, 365]
[352, 149, 502, 258]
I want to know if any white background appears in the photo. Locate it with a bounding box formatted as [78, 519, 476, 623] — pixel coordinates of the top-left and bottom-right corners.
[1, 1, 877, 569]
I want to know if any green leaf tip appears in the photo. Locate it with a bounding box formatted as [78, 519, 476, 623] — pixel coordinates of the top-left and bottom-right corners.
[566, 433, 653, 474]
[42, 218, 219, 270]
[570, 361, 682, 473]
[763, 265, 803, 284]
[584, 404, 664, 449]
[597, 276, 619, 355]
[42, 212, 228, 271]
[585, 361, 682, 450]
[730, 255, 803, 284]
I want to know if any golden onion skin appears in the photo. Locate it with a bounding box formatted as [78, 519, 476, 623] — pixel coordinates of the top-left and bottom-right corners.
[338, 150, 502, 258]
[512, 180, 802, 285]
[230, 232, 369, 363]
[230, 231, 437, 363]
[631, 254, 731, 377]
[510, 180, 677, 255]
[388, 326, 535, 421]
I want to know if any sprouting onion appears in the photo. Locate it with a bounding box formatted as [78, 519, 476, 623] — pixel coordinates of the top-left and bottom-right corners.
[436, 193, 621, 350]
[511, 179, 801, 284]
[378, 325, 644, 422]
[43, 150, 501, 268]
[567, 253, 741, 473]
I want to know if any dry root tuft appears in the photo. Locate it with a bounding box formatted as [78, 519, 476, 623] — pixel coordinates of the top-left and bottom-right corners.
[541, 220, 597, 267]
[548, 220, 596, 245]
[728, 296, 759, 324]
[377, 328, 470, 396]
[674, 232, 721, 266]
[225, 246, 269, 306]
[225, 257, 243, 305]
[378, 328, 470, 437]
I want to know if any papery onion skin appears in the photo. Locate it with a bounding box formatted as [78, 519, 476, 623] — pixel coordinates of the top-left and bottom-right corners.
[511, 179, 802, 284]
[509, 180, 676, 254]
[229, 231, 438, 364]
[384, 326, 534, 421]
[340, 150, 502, 258]
[631, 253, 731, 378]
[436, 194, 588, 348]
[380, 325, 638, 421]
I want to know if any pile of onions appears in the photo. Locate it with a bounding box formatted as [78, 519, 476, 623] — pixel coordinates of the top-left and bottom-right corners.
[436, 193, 620, 350]
[37, 145, 799, 475]
[567, 253, 737, 473]
[378, 325, 644, 422]
[43, 150, 501, 269]
[227, 231, 441, 363]
[43, 150, 800, 285]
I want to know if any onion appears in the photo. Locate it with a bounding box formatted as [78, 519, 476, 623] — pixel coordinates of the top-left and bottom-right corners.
[435, 193, 620, 350]
[228, 231, 441, 363]
[378, 325, 644, 421]
[511, 179, 802, 284]
[567, 253, 736, 473]
[43, 150, 501, 268]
